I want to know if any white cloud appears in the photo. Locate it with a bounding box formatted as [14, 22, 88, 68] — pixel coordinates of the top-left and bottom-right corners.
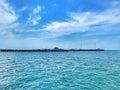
[0, 23, 25, 38]
[33, 6, 41, 14]
[0, 0, 20, 37]
[28, 6, 42, 25]
[0, 0, 17, 25]
[29, 15, 41, 25]
[42, 2, 120, 37]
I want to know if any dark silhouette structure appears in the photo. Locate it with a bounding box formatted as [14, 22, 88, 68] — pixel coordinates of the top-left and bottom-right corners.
[0, 47, 104, 52]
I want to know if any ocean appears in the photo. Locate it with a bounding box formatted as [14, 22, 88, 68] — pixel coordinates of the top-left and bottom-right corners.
[0, 51, 120, 90]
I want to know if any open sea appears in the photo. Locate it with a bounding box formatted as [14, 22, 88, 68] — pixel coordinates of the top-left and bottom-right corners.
[0, 51, 120, 90]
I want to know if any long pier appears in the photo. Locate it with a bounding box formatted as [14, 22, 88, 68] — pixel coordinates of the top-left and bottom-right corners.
[0, 48, 104, 52]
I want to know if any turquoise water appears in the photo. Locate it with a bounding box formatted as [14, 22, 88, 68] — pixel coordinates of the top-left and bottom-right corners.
[0, 51, 120, 90]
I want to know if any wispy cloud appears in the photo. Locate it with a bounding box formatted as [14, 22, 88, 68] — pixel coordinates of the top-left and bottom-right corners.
[0, 0, 20, 36]
[0, 0, 18, 25]
[33, 6, 41, 14]
[41, 1, 120, 37]
[18, 6, 28, 12]
[27, 6, 42, 25]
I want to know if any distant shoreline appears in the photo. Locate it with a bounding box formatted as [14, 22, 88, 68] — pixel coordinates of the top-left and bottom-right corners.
[0, 48, 104, 52]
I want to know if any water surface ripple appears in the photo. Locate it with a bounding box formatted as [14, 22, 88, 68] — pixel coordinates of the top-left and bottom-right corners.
[0, 51, 120, 90]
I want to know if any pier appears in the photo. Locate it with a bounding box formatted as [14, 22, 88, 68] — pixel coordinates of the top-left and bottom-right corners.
[0, 47, 104, 52]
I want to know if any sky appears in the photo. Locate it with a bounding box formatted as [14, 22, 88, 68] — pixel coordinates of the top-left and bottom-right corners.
[0, 0, 120, 50]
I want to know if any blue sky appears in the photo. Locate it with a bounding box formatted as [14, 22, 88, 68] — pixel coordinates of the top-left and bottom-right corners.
[0, 0, 120, 49]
